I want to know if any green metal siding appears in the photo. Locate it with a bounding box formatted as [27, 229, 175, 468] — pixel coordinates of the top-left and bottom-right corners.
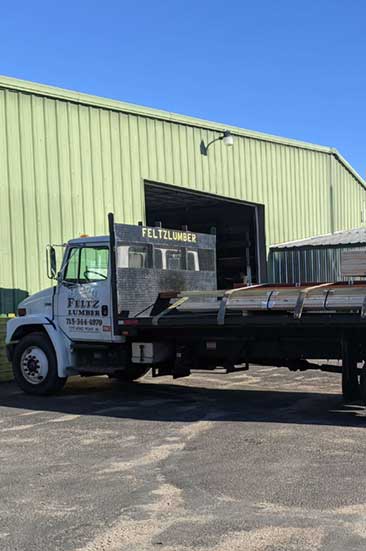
[268, 246, 366, 284]
[1, 76, 365, 313]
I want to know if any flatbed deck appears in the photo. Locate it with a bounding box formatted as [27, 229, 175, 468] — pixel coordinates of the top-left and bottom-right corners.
[108, 216, 366, 403]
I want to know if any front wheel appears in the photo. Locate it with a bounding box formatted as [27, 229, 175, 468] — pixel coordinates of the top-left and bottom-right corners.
[13, 333, 67, 395]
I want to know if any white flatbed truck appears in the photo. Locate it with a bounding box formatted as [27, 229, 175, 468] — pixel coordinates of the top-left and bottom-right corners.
[6, 214, 366, 404]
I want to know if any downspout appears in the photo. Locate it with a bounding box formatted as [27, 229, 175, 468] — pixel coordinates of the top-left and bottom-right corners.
[329, 152, 335, 234]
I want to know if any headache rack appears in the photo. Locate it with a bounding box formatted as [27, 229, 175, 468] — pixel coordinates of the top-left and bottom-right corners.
[151, 282, 366, 326]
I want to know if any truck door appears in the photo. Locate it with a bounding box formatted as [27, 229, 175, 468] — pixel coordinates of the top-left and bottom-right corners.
[56, 245, 113, 341]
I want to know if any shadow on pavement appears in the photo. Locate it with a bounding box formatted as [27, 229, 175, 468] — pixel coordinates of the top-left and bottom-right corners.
[0, 374, 365, 428]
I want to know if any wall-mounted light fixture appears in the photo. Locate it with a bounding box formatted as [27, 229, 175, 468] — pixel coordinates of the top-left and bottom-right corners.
[200, 130, 234, 156]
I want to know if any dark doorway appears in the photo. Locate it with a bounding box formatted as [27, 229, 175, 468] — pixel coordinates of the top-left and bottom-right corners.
[144, 182, 266, 289]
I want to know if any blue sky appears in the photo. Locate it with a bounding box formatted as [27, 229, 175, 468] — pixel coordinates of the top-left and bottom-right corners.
[1, 0, 366, 175]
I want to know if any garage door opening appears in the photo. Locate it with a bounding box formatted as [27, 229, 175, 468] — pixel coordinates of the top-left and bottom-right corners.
[145, 182, 266, 289]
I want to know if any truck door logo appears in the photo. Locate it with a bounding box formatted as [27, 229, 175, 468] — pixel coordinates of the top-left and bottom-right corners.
[66, 297, 103, 330]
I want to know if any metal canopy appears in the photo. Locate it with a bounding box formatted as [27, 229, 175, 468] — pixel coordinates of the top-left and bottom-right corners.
[272, 227, 366, 250]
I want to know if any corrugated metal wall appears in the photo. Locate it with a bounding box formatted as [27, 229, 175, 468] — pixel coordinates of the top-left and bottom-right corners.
[268, 246, 366, 283]
[1, 78, 366, 313]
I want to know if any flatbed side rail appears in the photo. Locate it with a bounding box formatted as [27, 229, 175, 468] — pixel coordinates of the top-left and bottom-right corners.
[150, 282, 366, 326]
[150, 290, 225, 326]
[152, 296, 190, 326]
[217, 284, 268, 325]
[293, 282, 334, 319]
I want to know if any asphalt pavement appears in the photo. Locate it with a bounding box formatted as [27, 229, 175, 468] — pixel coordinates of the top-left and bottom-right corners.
[1, 365, 366, 551]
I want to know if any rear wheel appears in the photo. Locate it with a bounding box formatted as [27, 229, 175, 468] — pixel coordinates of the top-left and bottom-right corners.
[13, 333, 67, 395]
[342, 369, 360, 402]
[111, 365, 150, 383]
[359, 364, 366, 405]
[341, 339, 360, 403]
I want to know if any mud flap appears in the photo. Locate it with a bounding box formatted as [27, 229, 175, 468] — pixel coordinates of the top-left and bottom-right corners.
[173, 347, 192, 379]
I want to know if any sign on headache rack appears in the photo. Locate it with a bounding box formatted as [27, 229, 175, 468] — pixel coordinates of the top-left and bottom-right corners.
[112, 221, 217, 318]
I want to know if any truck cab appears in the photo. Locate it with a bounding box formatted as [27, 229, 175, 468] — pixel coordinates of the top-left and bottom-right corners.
[6, 217, 217, 394]
[53, 235, 114, 343]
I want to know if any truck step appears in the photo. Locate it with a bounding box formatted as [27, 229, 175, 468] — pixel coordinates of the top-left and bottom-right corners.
[76, 366, 122, 375]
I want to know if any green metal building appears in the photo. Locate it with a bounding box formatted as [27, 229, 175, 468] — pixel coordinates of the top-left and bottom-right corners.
[1, 75, 365, 314]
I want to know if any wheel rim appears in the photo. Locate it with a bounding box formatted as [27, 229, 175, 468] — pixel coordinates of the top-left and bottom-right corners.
[20, 346, 49, 385]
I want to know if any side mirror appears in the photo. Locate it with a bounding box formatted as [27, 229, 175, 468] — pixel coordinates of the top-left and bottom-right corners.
[46, 246, 57, 279]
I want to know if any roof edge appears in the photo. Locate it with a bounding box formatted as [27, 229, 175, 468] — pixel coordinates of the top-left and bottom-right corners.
[330, 148, 365, 189]
[0, 75, 334, 150]
[270, 226, 366, 250]
[270, 232, 333, 250]
[1, 75, 364, 188]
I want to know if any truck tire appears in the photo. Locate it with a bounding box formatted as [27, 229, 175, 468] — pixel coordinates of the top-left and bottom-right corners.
[341, 339, 360, 403]
[359, 365, 366, 405]
[342, 367, 360, 403]
[13, 333, 67, 395]
[111, 365, 150, 383]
